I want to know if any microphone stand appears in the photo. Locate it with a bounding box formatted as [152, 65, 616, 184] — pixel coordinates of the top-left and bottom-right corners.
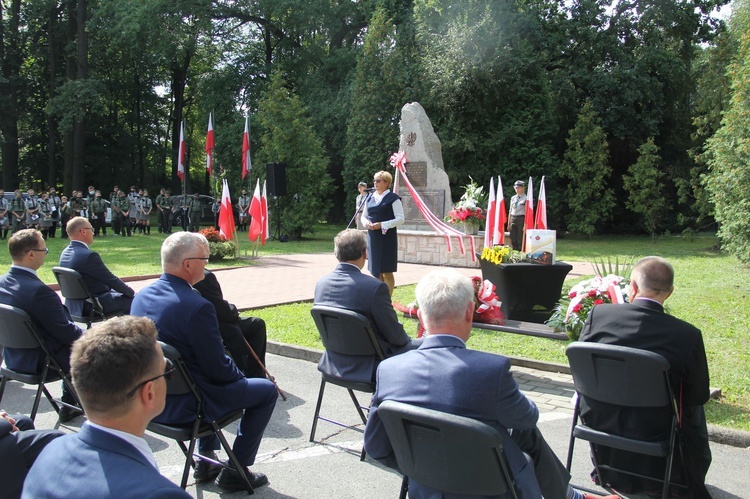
[347, 190, 374, 229]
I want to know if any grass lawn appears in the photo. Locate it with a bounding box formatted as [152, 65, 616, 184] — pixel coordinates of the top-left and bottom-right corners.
[250, 232, 750, 432]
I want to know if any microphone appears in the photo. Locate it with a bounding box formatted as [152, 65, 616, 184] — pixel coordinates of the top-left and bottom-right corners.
[365, 187, 376, 192]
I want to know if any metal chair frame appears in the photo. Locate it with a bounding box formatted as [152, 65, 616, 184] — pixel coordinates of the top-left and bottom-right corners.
[309, 305, 385, 461]
[145, 342, 255, 494]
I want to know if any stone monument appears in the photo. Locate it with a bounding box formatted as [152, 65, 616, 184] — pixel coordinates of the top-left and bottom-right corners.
[395, 102, 481, 268]
[397, 102, 452, 231]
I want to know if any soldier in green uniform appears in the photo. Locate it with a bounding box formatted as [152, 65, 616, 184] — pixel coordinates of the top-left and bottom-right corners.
[187, 193, 203, 232]
[60, 195, 72, 238]
[90, 190, 108, 236]
[159, 190, 173, 234]
[9, 190, 25, 234]
[113, 190, 132, 236]
[154, 188, 165, 233]
[38, 192, 54, 239]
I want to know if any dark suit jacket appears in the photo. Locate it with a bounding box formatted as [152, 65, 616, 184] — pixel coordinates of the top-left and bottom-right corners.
[22, 423, 189, 498]
[314, 263, 411, 382]
[59, 241, 134, 316]
[193, 270, 239, 323]
[579, 299, 711, 494]
[0, 267, 82, 373]
[131, 273, 245, 423]
[364, 335, 542, 499]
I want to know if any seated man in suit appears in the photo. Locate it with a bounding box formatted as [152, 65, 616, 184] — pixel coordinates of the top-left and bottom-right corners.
[131, 232, 277, 492]
[579, 256, 711, 496]
[364, 269, 615, 499]
[22, 316, 190, 498]
[0, 229, 84, 422]
[0, 411, 63, 498]
[59, 216, 135, 317]
[314, 229, 420, 383]
[194, 269, 268, 379]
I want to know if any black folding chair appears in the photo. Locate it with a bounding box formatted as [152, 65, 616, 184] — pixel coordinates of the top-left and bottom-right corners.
[0, 304, 81, 422]
[145, 342, 255, 494]
[309, 305, 384, 461]
[565, 342, 684, 499]
[377, 400, 524, 499]
[52, 266, 122, 328]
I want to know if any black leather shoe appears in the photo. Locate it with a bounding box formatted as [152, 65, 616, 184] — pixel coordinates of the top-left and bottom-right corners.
[58, 405, 83, 422]
[216, 468, 268, 492]
[193, 453, 222, 482]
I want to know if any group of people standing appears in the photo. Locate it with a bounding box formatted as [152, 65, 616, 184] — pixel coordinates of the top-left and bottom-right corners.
[0, 187, 64, 240]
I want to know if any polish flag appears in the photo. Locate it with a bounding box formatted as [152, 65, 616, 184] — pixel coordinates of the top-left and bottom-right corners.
[177, 120, 186, 181]
[205, 113, 214, 175]
[218, 179, 236, 239]
[493, 176, 506, 245]
[248, 179, 263, 242]
[261, 180, 269, 245]
[535, 175, 547, 229]
[241, 116, 251, 180]
[522, 177, 534, 252]
[484, 178, 496, 249]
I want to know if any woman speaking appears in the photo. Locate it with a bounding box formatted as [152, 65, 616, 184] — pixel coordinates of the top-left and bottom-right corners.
[360, 170, 404, 296]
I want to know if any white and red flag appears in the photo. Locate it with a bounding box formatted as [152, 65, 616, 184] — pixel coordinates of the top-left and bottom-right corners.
[248, 179, 263, 242]
[205, 113, 215, 175]
[261, 180, 269, 246]
[484, 177, 496, 249]
[177, 120, 186, 181]
[218, 179, 236, 239]
[493, 176, 506, 245]
[522, 176, 534, 252]
[535, 175, 547, 230]
[241, 116, 251, 180]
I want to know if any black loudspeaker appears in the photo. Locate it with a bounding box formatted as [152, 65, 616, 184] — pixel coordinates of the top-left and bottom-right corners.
[266, 163, 287, 196]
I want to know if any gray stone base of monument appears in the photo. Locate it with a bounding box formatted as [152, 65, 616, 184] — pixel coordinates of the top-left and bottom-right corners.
[398, 230, 481, 268]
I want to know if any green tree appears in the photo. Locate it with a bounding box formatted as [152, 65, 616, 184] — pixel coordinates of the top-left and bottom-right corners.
[344, 7, 415, 216]
[255, 72, 331, 240]
[560, 101, 614, 237]
[623, 138, 668, 242]
[705, 1, 750, 263]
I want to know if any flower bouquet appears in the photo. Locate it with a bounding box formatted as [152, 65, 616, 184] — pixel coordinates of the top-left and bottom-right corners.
[546, 274, 628, 340]
[481, 245, 513, 264]
[445, 178, 486, 233]
[200, 227, 237, 261]
[393, 276, 504, 337]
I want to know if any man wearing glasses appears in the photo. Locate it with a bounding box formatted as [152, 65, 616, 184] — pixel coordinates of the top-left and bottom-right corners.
[0, 229, 84, 422]
[132, 232, 278, 492]
[22, 316, 190, 498]
[59, 216, 135, 317]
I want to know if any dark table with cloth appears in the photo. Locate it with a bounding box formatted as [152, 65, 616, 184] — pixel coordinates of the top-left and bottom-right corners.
[479, 260, 573, 323]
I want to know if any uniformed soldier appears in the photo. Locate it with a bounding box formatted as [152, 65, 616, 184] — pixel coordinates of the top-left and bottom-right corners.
[128, 187, 140, 233]
[25, 189, 40, 230]
[90, 190, 108, 236]
[9, 190, 25, 234]
[0, 189, 9, 239]
[48, 187, 62, 238]
[60, 195, 72, 238]
[113, 190, 132, 236]
[177, 194, 190, 232]
[507, 180, 527, 251]
[138, 189, 153, 235]
[238, 189, 250, 232]
[38, 192, 54, 239]
[86, 185, 97, 226]
[187, 193, 203, 232]
[159, 190, 173, 234]
[154, 188, 165, 233]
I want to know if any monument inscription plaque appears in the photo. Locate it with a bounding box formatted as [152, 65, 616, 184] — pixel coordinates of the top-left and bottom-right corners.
[405, 161, 428, 188]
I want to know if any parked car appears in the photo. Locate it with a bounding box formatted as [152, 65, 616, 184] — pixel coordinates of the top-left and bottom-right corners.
[170, 194, 220, 228]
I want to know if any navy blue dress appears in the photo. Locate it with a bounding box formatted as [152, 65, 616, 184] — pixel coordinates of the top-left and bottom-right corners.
[365, 191, 400, 277]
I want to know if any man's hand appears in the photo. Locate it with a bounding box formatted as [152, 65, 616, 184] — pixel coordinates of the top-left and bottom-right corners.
[0, 411, 19, 432]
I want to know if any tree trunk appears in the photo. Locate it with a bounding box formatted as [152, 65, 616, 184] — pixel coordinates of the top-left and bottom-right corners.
[0, 0, 22, 190]
[63, 0, 76, 193]
[47, 5, 60, 189]
[72, 0, 88, 191]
